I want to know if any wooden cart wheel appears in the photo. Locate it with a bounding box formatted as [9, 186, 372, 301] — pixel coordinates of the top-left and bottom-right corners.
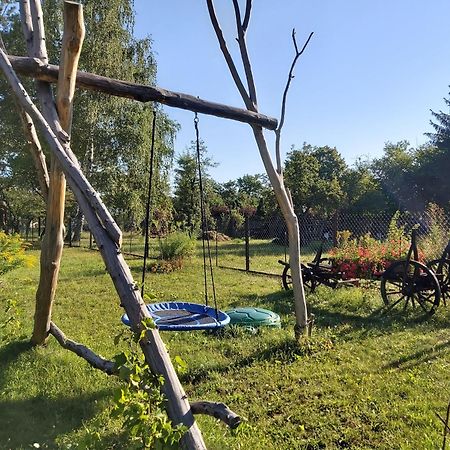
[427, 258, 450, 306]
[281, 263, 292, 291]
[380, 260, 441, 315]
[281, 264, 317, 292]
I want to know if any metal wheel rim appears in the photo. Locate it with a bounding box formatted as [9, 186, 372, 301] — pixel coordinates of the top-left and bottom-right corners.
[380, 260, 441, 315]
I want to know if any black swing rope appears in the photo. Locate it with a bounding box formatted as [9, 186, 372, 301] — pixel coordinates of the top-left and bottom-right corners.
[141, 109, 157, 299]
[194, 113, 219, 319]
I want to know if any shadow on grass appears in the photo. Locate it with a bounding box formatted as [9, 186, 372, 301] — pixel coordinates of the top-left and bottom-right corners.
[0, 339, 114, 449]
[182, 336, 327, 386]
[309, 302, 450, 337]
[383, 338, 450, 370]
[0, 391, 112, 449]
[228, 290, 295, 317]
[0, 339, 33, 368]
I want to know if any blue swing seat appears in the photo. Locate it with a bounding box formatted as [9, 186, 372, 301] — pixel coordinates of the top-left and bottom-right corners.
[121, 301, 230, 331]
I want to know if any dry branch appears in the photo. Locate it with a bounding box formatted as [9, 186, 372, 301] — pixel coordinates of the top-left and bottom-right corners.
[242, 0, 252, 33]
[206, 2, 311, 335]
[7, 54, 277, 130]
[49, 322, 117, 374]
[48, 322, 241, 429]
[206, 0, 254, 111]
[191, 401, 241, 429]
[231, 0, 257, 106]
[275, 30, 314, 173]
[26, 0, 70, 345]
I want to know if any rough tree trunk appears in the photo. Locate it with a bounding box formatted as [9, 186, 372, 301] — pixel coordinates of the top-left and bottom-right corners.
[251, 125, 308, 334]
[70, 138, 94, 242]
[31, 1, 85, 344]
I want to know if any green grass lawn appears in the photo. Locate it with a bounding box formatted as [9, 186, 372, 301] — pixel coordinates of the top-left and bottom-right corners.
[0, 246, 449, 449]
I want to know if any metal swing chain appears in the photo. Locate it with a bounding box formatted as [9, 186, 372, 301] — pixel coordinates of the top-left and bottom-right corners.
[194, 113, 219, 317]
[141, 109, 157, 299]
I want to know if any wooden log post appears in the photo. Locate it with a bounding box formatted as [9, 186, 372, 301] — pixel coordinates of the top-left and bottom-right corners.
[31, 1, 85, 345]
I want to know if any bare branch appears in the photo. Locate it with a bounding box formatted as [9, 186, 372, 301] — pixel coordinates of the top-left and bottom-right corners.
[205, 0, 254, 111]
[49, 322, 117, 374]
[231, 0, 257, 106]
[275, 30, 313, 173]
[242, 0, 251, 33]
[49, 322, 241, 429]
[191, 401, 241, 429]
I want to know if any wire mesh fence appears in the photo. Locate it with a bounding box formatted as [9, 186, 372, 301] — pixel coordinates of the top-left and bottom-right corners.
[12, 205, 450, 277]
[214, 207, 450, 276]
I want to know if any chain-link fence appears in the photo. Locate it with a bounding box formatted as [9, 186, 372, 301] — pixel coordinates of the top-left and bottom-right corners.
[12, 206, 450, 277]
[215, 207, 450, 276]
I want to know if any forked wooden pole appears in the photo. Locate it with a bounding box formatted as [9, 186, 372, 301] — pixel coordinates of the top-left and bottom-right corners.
[32, 0, 84, 345]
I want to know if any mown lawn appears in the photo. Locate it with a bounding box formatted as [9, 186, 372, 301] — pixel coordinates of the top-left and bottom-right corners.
[0, 246, 449, 449]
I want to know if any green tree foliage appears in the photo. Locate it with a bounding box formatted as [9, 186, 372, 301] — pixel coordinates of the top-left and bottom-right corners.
[0, 1, 178, 232]
[370, 141, 421, 211]
[172, 140, 216, 234]
[284, 143, 347, 216]
[343, 158, 390, 214]
[421, 90, 450, 209]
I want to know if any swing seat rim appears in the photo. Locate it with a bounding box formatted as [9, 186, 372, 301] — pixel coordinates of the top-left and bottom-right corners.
[121, 301, 230, 331]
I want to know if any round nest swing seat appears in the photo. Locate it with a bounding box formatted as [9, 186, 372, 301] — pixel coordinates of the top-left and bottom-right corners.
[121, 302, 230, 331]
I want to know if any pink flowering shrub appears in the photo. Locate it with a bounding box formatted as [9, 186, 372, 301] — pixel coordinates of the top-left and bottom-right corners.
[329, 213, 423, 280]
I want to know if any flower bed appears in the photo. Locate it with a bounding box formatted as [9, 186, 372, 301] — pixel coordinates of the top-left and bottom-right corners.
[328, 230, 422, 280]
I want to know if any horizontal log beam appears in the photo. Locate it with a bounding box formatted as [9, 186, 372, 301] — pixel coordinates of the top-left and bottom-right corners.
[8, 54, 278, 130]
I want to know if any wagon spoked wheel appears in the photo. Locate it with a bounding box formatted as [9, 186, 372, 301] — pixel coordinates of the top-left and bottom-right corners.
[427, 258, 450, 306]
[301, 265, 317, 293]
[380, 260, 441, 315]
[282, 264, 317, 292]
[281, 264, 292, 291]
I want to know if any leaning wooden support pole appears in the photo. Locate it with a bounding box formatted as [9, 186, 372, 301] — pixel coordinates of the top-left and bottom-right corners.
[7, 54, 278, 130]
[31, 0, 85, 345]
[0, 47, 206, 450]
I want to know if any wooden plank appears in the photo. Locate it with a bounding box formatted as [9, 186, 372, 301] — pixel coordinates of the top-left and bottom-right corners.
[8, 54, 278, 130]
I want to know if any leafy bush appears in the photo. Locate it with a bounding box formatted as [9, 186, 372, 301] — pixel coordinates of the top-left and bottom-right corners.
[0, 232, 33, 275]
[158, 231, 195, 260]
[109, 319, 186, 449]
[418, 203, 449, 260]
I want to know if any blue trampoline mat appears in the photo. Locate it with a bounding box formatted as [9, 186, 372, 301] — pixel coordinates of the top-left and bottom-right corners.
[121, 302, 230, 331]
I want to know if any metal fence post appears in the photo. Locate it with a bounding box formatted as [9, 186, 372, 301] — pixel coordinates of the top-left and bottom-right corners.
[245, 215, 250, 271]
[215, 227, 218, 267]
[68, 218, 73, 247]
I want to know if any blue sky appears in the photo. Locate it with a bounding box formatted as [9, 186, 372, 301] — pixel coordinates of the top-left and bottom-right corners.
[133, 1, 450, 183]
